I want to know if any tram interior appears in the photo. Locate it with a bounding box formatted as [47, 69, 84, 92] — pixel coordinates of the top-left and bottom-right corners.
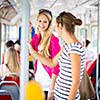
[0, 0, 100, 100]
[0, 0, 99, 55]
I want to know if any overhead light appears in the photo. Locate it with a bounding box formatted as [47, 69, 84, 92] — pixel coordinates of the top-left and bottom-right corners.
[13, 0, 17, 3]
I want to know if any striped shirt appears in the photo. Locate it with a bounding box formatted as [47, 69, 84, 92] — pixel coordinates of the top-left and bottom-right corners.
[54, 43, 86, 100]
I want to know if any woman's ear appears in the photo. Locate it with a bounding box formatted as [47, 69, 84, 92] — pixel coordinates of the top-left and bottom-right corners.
[59, 23, 63, 30]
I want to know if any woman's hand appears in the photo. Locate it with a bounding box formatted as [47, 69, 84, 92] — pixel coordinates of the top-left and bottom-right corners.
[48, 90, 54, 100]
[28, 44, 35, 55]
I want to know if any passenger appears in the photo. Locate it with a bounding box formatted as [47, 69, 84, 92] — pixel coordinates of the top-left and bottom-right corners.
[14, 39, 34, 71]
[5, 40, 15, 48]
[29, 11, 86, 100]
[14, 39, 21, 62]
[0, 47, 20, 85]
[29, 53, 34, 70]
[25, 79, 45, 100]
[29, 21, 35, 39]
[2, 40, 14, 64]
[85, 39, 95, 62]
[14, 40, 21, 53]
[29, 9, 60, 100]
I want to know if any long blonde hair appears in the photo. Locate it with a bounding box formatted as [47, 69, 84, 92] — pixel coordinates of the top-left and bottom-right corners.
[36, 9, 53, 57]
[4, 47, 20, 73]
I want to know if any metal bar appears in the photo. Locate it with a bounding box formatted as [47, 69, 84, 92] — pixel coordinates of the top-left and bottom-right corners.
[0, 23, 1, 64]
[96, 0, 100, 99]
[20, 0, 30, 100]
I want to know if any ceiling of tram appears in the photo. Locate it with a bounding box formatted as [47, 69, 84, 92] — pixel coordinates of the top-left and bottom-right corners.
[30, 0, 98, 14]
[0, 0, 98, 25]
[0, 0, 17, 22]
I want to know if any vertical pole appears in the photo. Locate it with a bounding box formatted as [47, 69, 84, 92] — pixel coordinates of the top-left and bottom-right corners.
[96, 0, 100, 99]
[20, 0, 30, 100]
[0, 23, 1, 64]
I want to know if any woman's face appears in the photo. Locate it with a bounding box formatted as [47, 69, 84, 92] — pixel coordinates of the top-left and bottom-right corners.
[37, 14, 50, 32]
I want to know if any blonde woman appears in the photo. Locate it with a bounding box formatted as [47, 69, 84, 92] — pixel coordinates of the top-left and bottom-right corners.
[29, 9, 61, 100]
[0, 47, 20, 77]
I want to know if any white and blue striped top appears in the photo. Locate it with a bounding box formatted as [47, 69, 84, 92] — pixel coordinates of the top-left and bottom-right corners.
[54, 43, 86, 100]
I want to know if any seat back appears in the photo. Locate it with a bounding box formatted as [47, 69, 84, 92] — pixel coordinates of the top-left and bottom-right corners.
[0, 81, 20, 100]
[1, 73, 20, 87]
[0, 90, 13, 100]
[87, 54, 100, 87]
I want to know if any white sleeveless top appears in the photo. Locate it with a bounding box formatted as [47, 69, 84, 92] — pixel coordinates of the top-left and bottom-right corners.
[35, 60, 51, 91]
[0, 64, 10, 76]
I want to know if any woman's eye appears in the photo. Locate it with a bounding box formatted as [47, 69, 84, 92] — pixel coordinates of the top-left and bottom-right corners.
[38, 20, 42, 22]
[38, 20, 47, 23]
[43, 21, 47, 23]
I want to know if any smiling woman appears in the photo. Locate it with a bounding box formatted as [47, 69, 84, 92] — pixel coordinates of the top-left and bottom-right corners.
[29, 9, 61, 100]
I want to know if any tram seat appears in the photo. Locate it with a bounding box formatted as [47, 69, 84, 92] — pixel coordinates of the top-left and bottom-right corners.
[86, 54, 100, 87]
[85, 60, 93, 72]
[0, 81, 19, 100]
[1, 73, 20, 87]
[0, 90, 13, 100]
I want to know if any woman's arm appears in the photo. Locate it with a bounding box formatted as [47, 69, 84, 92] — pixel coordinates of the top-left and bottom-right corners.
[29, 44, 61, 68]
[48, 74, 57, 100]
[68, 53, 81, 100]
